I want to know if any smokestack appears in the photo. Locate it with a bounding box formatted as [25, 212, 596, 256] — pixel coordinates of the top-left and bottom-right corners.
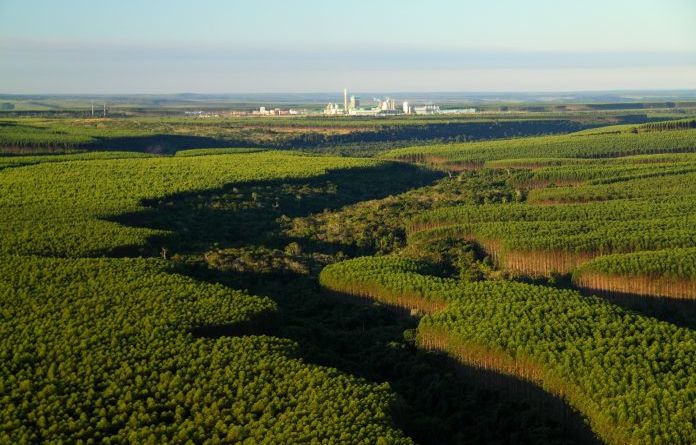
[344, 88, 348, 114]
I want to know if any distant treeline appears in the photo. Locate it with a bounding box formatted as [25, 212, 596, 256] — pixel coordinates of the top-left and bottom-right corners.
[1, 118, 598, 155]
[2, 113, 688, 156]
[584, 101, 696, 110]
[303, 119, 589, 145]
[637, 118, 696, 132]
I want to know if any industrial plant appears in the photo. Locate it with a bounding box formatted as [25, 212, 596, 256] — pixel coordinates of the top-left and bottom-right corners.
[183, 89, 477, 118]
[323, 88, 474, 116]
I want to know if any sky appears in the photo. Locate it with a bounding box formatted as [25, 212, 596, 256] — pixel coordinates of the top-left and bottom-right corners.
[1, 0, 695, 93]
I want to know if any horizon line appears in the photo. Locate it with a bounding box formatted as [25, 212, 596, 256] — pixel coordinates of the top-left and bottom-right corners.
[3, 88, 696, 97]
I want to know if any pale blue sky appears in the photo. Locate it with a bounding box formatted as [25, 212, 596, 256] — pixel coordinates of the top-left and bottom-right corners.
[1, 0, 695, 93]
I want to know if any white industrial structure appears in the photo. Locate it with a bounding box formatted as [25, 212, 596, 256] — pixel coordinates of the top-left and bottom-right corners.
[323, 89, 469, 117]
[324, 102, 342, 115]
[414, 105, 441, 115]
[440, 108, 477, 114]
[377, 97, 396, 112]
[343, 88, 348, 114]
[402, 101, 413, 114]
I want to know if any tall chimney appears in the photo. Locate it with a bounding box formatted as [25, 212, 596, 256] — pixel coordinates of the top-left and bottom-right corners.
[344, 88, 348, 114]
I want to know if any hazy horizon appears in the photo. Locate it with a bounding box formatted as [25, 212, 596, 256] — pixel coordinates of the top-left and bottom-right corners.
[1, 0, 695, 94]
[3, 89, 696, 98]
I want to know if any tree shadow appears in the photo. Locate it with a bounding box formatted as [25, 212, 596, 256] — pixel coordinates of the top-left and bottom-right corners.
[179, 263, 600, 445]
[579, 287, 696, 330]
[88, 134, 238, 154]
[308, 290, 601, 444]
[113, 162, 602, 444]
[512, 274, 696, 331]
[92, 120, 591, 154]
[189, 310, 279, 338]
[108, 163, 442, 256]
[44, 118, 598, 155]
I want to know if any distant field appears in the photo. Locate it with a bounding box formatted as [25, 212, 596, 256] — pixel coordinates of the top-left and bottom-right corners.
[382, 124, 696, 168]
[2, 110, 692, 155]
[2, 92, 696, 114]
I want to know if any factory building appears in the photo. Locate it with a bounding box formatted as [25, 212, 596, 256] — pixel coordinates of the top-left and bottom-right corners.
[324, 102, 343, 115]
[349, 108, 381, 116]
[378, 97, 396, 112]
[402, 101, 413, 114]
[440, 107, 477, 114]
[324, 88, 360, 115]
[350, 95, 360, 109]
[414, 105, 441, 115]
[323, 89, 466, 116]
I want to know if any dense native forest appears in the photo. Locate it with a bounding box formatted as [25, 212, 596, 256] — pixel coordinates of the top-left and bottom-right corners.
[1, 108, 695, 444]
